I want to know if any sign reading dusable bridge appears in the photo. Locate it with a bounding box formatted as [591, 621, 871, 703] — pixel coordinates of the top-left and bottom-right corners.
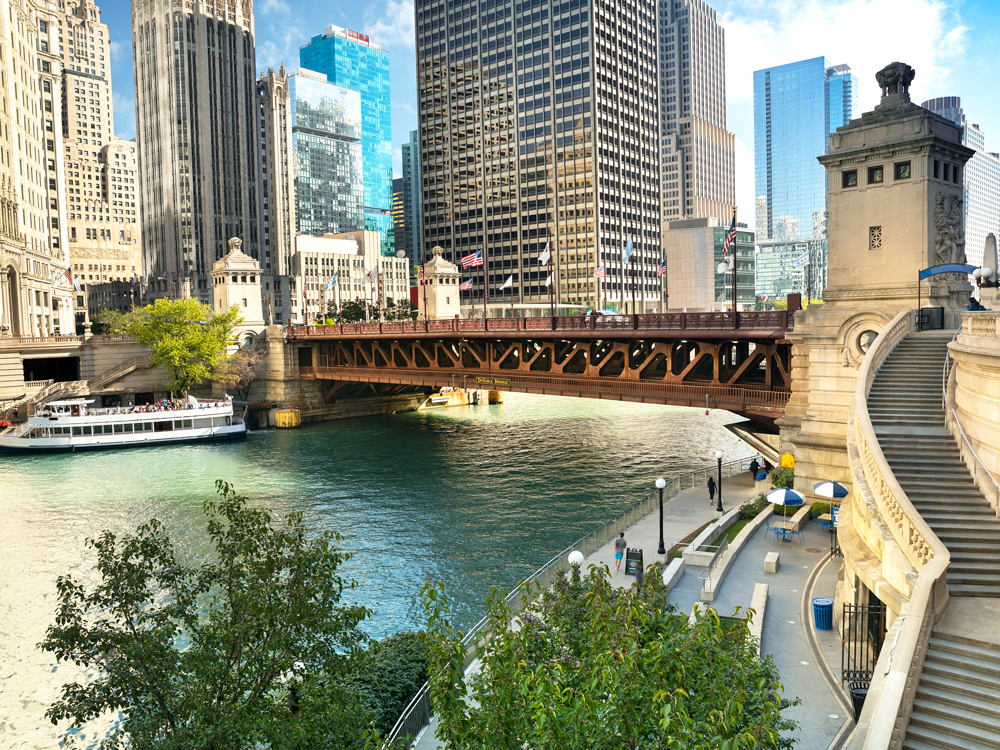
[476, 377, 511, 386]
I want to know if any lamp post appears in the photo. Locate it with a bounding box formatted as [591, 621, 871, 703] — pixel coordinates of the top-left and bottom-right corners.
[655, 477, 667, 563]
[714, 450, 724, 514]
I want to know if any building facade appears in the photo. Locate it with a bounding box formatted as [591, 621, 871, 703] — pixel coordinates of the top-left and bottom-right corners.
[662, 217, 753, 311]
[257, 64, 296, 279]
[0, 0, 75, 338]
[657, 0, 734, 224]
[131, 0, 262, 303]
[921, 96, 1000, 268]
[415, 0, 661, 314]
[300, 26, 394, 256]
[754, 238, 826, 302]
[392, 176, 404, 260]
[400, 128, 422, 265]
[753, 58, 857, 298]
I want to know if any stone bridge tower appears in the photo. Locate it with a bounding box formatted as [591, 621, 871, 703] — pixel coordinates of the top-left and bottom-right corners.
[779, 62, 975, 494]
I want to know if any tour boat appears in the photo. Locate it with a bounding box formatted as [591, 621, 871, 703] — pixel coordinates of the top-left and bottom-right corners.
[0, 396, 247, 453]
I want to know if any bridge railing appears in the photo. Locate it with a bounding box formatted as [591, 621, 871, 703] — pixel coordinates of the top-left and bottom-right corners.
[383, 455, 757, 749]
[288, 310, 793, 339]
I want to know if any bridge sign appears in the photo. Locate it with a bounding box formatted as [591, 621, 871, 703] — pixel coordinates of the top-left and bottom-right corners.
[476, 376, 511, 386]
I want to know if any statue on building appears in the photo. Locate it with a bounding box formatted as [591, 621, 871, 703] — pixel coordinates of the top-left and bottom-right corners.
[875, 61, 915, 98]
[933, 193, 966, 266]
[229, 237, 243, 253]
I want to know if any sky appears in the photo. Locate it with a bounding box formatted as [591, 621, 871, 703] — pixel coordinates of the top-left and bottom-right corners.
[101, 0, 1000, 230]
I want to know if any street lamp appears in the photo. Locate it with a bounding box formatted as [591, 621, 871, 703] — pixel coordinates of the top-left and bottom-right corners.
[655, 477, 667, 563]
[714, 450, 725, 513]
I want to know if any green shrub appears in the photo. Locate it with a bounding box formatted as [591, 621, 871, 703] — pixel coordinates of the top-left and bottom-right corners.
[810, 501, 831, 516]
[739, 492, 770, 520]
[770, 467, 794, 490]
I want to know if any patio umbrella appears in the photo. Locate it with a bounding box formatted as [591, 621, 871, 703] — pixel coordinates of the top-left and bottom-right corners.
[768, 487, 805, 518]
[813, 481, 850, 499]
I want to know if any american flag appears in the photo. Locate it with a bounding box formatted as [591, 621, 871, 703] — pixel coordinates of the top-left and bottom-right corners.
[419, 265, 425, 283]
[594, 264, 605, 278]
[657, 260, 667, 277]
[722, 212, 737, 256]
[461, 249, 484, 268]
[459, 279, 473, 290]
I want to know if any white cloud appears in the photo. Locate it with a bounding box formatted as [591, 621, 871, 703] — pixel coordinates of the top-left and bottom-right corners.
[366, 0, 415, 49]
[393, 146, 403, 178]
[259, 0, 291, 14]
[113, 91, 136, 140]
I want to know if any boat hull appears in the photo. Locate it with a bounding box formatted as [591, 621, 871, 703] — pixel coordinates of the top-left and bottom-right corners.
[0, 426, 247, 453]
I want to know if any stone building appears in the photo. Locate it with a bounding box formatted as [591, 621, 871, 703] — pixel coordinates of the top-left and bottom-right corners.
[211, 238, 265, 342]
[418, 246, 460, 321]
[256, 64, 296, 279]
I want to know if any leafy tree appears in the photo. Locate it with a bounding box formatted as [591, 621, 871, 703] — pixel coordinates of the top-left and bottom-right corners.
[100, 298, 241, 395]
[215, 345, 268, 401]
[770, 467, 794, 490]
[423, 564, 798, 750]
[337, 299, 375, 323]
[383, 298, 419, 322]
[41, 480, 374, 750]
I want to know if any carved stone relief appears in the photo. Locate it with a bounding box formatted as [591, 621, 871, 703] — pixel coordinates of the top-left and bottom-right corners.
[933, 192, 966, 268]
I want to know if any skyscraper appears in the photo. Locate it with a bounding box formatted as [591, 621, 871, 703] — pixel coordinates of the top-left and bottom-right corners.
[657, 0, 734, 223]
[131, 0, 262, 303]
[753, 57, 857, 298]
[400, 129, 422, 265]
[921, 97, 1000, 267]
[257, 64, 296, 278]
[415, 0, 661, 313]
[392, 176, 405, 259]
[300, 26, 394, 256]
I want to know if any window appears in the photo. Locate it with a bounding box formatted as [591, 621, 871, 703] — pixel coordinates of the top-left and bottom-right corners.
[943, 163, 950, 182]
[842, 170, 857, 188]
[953, 165, 961, 184]
[869, 226, 882, 250]
[868, 166, 884, 184]
[894, 162, 911, 180]
[934, 160, 940, 179]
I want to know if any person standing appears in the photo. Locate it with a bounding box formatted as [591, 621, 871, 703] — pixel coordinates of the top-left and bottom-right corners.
[707, 475, 717, 504]
[614, 532, 627, 573]
[749, 457, 760, 477]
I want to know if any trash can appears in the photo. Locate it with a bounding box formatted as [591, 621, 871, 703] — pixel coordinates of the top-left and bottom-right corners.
[848, 681, 869, 720]
[812, 597, 833, 631]
[756, 472, 767, 481]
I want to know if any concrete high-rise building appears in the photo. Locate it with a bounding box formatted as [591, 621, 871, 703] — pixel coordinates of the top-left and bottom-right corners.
[0, 0, 75, 338]
[662, 217, 754, 311]
[400, 129, 421, 265]
[753, 58, 857, 298]
[415, 0, 661, 313]
[131, 0, 262, 303]
[392, 176, 404, 260]
[657, 0, 734, 223]
[300, 26, 394, 256]
[257, 64, 296, 279]
[921, 96, 1000, 268]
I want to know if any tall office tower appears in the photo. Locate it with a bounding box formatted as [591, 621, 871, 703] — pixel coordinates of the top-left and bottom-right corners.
[257, 64, 296, 278]
[400, 129, 422, 265]
[921, 97, 1000, 268]
[300, 26, 394, 256]
[657, 0, 734, 223]
[0, 0, 75, 338]
[131, 0, 262, 303]
[416, 0, 661, 313]
[753, 58, 857, 299]
[392, 176, 405, 259]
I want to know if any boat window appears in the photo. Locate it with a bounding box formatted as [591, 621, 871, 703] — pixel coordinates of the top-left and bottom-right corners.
[83, 426, 92, 436]
[72, 426, 83, 436]
[194, 418, 212, 428]
[174, 419, 193, 430]
[154, 421, 173, 432]
[114, 424, 133, 434]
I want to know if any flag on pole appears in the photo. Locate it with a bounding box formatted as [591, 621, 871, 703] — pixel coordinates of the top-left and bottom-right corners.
[366, 265, 379, 285]
[63, 269, 73, 288]
[545, 273, 553, 287]
[419, 265, 425, 284]
[716, 256, 734, 275]
[722, 211, 737, 256]
[793, 252, 810, 268]
[461, 249, 484, 268]
[594, 264, 605, 279]
[657, 260, 667, 277]
[538, 242, 550, 265]
[499, 275, 513, 290]
[160, 270, 167, 280]
[459, 279, 473, 291]
[325, 272, 339, 290]
[623, 234, 634, 263]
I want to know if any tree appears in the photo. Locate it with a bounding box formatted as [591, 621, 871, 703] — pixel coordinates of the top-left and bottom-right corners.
[101, 298, 242, 395]
[41, 480, 374, 750]
[215, 345, 268, 401]
[423, 564, 798, 750]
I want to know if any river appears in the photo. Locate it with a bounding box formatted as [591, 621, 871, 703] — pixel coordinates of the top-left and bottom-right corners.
[0, 394, 750, 747]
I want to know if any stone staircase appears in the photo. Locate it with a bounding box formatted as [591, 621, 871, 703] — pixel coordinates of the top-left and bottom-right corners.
[867, 334, 1000, 749]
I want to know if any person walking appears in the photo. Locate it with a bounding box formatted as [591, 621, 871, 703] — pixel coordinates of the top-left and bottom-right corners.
[614, 532, 627, 573]
[749, 457, 760, 477]
[707, 475, 717, 505]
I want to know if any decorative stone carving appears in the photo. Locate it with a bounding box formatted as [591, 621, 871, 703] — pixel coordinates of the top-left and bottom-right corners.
[875, 61, 915, 98]
[228, 237, 242, 254]
[933, 193, 966, 266]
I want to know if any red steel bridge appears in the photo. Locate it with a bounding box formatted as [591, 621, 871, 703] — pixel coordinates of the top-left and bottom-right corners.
[288, 311, 794, 426]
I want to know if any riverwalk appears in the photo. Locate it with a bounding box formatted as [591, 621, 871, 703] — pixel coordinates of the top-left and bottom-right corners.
[412, 471, 851, 750]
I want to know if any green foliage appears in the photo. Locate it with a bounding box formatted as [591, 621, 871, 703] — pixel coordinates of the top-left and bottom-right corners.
[342, 631, 429, 735]
[41, 480, 375, 750]
[423, 565, 799, 750]
[770, 467, 795, 490]
[810, 502, 831, 516]
[336, 299, 376, 323]
[739, 492, 771, 520]
[100, 298, 241, 395]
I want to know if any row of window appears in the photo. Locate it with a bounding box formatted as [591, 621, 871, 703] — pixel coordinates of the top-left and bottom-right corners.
[39, 417, 227, 438]
[843, 161, 912, 188]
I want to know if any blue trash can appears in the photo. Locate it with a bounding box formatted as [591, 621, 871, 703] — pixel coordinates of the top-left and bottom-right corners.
[756, 472, 767, 481]
[813, 597, 833, 631]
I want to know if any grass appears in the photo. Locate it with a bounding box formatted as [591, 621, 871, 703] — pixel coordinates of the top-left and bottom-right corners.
[665, 517, 751, 562]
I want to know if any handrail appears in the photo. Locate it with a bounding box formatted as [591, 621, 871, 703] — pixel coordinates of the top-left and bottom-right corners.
[383, 455, 756, 748]
[88, 354, 150, 388]
[698, 537, 729, 593]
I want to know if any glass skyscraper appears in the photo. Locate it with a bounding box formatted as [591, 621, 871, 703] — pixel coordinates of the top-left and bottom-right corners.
[288, 70, 364, 238]
[753, 57, 857, 299]
[300, 26, 394, 255]
[401, 129, 422, 265]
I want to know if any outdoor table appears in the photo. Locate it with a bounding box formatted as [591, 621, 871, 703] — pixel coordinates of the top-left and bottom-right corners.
[773, 520, 797, 543]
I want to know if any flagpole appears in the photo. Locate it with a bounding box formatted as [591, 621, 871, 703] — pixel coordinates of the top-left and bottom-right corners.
[807, 255, 812, 309]
[732, 208, 739, 326]
[481, 241, 487, 323]
[630, 227, 636, 318]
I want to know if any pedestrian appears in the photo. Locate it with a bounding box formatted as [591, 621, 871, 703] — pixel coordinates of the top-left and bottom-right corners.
[12, 406, 17, 417]
[707, 475, 717, 504]
[614, 532, 627, 573]
[749, 457, 760, 477]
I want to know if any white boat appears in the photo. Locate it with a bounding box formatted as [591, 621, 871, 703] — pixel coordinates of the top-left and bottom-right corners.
[0, 396, 247, 453]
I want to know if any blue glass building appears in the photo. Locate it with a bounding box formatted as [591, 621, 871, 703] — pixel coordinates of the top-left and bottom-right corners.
[400, 129, 422, 265]
[289, 69, 364, 237]
[300, 26, 394, 255]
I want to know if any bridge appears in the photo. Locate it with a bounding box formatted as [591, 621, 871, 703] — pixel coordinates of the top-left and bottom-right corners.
[287, 310, 794, 426]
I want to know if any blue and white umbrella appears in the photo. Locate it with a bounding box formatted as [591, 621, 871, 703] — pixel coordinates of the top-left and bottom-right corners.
[768, 488, 805, 518]
[813, 481, 850, 499]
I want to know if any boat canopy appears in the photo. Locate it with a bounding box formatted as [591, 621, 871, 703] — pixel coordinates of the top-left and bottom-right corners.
[46, 400, 96, 406]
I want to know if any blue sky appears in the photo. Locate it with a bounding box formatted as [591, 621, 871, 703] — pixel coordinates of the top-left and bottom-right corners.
[103, 0, 999, 228]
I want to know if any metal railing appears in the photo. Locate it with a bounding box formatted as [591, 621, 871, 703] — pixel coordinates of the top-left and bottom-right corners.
[383, 455, 756, 749]
[88, 354, 150, 389]
[698, 538, 730, 595]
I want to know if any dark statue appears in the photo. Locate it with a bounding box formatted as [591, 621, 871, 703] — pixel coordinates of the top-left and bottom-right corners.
[875, 62, 915, 97]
